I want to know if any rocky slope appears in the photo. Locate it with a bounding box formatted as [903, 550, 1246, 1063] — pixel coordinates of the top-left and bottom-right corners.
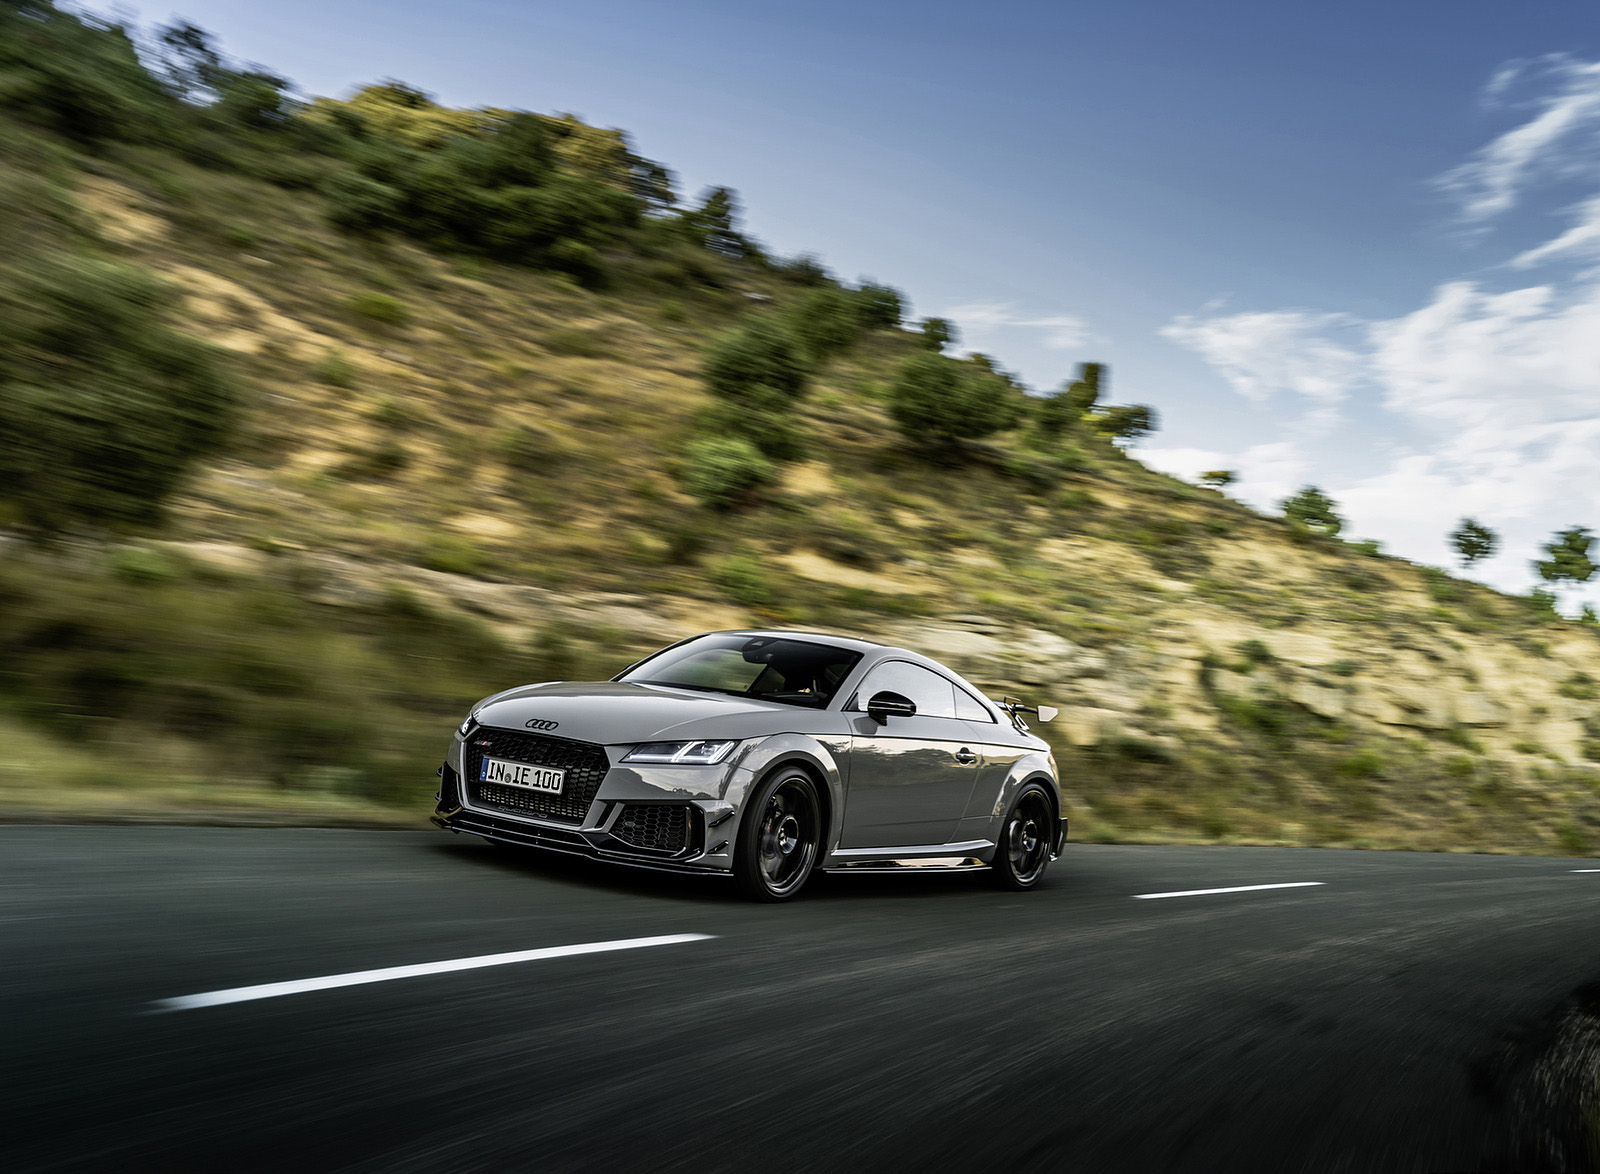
[2, 59, 1597, 852]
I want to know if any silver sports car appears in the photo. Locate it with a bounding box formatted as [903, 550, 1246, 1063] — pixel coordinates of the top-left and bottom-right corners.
[432, 630, 1065, 900]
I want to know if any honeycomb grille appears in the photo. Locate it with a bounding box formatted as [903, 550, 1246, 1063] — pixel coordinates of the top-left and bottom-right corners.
[612, 805, 691, 855]
[465, 727, 610, 824]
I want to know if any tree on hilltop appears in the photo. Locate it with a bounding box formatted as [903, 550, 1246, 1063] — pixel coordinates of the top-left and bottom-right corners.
[853, 282, 903, 329]
[1449, 518, 1497, 569]
[1097, 403, 1158, 447]
[917, 317, 954, 352]
[1537, 526, 1596, 607]
[1064, 362, 1103, 416]
[1200, 470, 1236, 489]
[1281, 485, 1343, 537]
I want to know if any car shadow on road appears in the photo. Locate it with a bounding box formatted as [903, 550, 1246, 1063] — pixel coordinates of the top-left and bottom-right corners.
[429, 834, 1052, 905]
[427, 835, 745, 904]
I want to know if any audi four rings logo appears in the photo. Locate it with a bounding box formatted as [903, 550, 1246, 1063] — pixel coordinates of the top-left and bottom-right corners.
[525, 718, 559, 731]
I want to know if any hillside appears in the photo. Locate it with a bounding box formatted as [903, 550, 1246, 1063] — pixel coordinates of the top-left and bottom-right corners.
[2, 4, 1599, 854]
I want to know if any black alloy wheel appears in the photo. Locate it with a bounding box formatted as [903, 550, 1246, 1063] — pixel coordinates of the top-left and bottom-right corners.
[992, 784, 1053, 890]
[735, 769, 821, 901]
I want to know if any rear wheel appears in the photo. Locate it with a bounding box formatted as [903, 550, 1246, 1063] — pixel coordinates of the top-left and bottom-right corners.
[734, 769, 821, 902]
[992, 784, 1054, 890]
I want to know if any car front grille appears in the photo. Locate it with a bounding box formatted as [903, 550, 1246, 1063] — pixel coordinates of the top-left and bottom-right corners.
[611, 804, 691, 855]
[465, 727, 610, 825]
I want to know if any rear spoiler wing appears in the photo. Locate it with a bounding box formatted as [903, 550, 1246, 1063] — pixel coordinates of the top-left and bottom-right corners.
[997, 697, 1058, 733]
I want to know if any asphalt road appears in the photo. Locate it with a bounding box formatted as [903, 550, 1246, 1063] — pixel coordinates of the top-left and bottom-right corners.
[5, 827, 1599, 1173]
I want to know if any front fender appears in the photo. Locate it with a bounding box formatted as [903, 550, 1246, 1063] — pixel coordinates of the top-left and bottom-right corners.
[722, 733, 848, 856]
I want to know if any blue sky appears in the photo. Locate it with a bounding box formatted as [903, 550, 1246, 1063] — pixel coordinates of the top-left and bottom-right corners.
[111, 0, 1600, 607]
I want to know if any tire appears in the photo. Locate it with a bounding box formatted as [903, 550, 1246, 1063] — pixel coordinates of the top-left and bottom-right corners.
[734, 768, 822, 902]
[991, 784, 1054, 891]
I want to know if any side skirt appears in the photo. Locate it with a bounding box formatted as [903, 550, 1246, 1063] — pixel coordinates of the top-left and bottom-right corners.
[823, 839, 995, 873]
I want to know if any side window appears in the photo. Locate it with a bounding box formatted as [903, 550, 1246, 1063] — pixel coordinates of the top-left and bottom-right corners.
[954, 685, 994, 722]
[854, 661, 957, 720]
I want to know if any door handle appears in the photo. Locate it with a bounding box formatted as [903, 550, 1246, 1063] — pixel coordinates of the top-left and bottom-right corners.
[955, 748, 978, 765]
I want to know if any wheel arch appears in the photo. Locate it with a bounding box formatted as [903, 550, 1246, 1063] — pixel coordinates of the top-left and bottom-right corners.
[725, 735, 843, 854]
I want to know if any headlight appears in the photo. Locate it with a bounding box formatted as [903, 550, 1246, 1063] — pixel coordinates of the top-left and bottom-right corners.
[457, 711, 480, 737]
[622, 740, 739, 765]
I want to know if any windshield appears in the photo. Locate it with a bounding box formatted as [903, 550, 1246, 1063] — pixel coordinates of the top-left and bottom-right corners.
[618, 635, 862, 708]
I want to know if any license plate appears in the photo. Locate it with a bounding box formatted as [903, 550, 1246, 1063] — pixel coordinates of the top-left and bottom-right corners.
[479, 757, 565, 794]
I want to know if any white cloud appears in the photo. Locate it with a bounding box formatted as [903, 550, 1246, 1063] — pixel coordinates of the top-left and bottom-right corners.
[1160, 272, 1600, 606]
[1159, 309, 1364, 412]
[943, 302, 1090, 354]
[1510, 194, 1600, 268]
[1436, 55, 1600, 224]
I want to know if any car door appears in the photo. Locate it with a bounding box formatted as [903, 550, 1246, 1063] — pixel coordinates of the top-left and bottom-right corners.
[951, 683, 1029, 844]
[839, 660, 982, 848]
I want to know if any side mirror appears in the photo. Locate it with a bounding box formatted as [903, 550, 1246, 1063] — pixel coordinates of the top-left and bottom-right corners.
[867, 690, 917, 723]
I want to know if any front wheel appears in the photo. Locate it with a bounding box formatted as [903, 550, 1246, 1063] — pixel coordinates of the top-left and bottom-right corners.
[734, 769, 822, 902]
[992, 784, 1054, 890]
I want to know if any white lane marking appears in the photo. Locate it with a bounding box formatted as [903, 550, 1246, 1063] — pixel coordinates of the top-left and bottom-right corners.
[151, 933, 715, 1012]
[1133, 882, 1325, 900]
[1573, 869, 1600, 873]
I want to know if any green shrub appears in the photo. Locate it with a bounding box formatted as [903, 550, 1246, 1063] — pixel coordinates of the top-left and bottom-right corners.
[888, 352, 1013, 452]
[222, 224, 258, 249]
[1525, 588, 1560, 621]
[109, 545, 183, 584]
[1237, 638, 1275, 667]
[664, 525, 708, 564]
[715, 554, 772, 607]
[1445, 754, 1476, 779]
[680, 436, 775, 510]
[1337, 748, 1385, 779]
[0, 251, 235, 537]
[346, 290, 409, 326]
[1557, 672, 1598, 700]
[1000, 452, 1063, 493]
[786, 286, 861, 361]
[527, 626, 579, 681]
[1326, 660, 1360, 677]
[1422, 567, 1462, 604]
[323, 170, 402, 234]
[806, 509, 887, 568]
[499, 422, 566, 472]
[418, 533, 486, 576]
[1555, 822, 1590, 855]
[339, 438, 408, 479]
[703, 318, 809, 408]
[313, 350, 356, 389]
[368, 397, 416, 430]
[1350, 538, 1383, 557]
[1218, 692, 1295, 741]
[695, 400, 804, 461]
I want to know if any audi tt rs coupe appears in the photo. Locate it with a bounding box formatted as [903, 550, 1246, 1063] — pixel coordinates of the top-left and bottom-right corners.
[432, 630, 1065, 900]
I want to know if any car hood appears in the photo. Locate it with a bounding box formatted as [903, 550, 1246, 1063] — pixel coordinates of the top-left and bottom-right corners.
[474, 681, 823, 746]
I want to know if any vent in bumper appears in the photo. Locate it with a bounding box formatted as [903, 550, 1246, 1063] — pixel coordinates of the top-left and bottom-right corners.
[439, 763, 461, 809]
[612, 804, 691, 855]
[465, 728, 609, 824]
